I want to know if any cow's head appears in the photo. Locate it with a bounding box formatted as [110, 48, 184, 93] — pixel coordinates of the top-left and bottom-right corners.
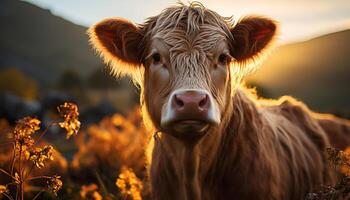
[89, 3, 276, 142]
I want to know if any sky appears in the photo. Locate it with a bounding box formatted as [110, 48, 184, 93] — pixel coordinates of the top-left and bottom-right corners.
[24, 0, 350, 44]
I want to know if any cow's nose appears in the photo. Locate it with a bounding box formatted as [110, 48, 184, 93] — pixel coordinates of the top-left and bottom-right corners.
[172, 90, 210, 114]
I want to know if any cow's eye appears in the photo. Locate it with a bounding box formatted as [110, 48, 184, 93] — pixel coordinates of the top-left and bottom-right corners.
[218, 54, 228, 64]
[152, 53, 161, 63]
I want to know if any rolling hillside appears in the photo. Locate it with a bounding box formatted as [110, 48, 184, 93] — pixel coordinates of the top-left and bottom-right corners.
[248, 29, 350, 114]
[0, 0, 349, 114]
[0, 0, 101, 84]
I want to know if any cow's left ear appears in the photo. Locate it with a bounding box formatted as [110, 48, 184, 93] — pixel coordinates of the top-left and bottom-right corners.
[230, 16, 277, 63]
[88, 18, 144, 77]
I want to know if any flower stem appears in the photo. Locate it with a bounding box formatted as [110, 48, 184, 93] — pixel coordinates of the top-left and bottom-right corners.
[23, 163, 35, 182]
[18, 145, 23, 200]
[32, 190, 44, 200]
[15, 184, 18, 200]
[10, 143, 16, 175]
[26, 176, 52, 182]
[0, 168, 16, 180]
[33, 122, 57, 146]
[18, 145, 22, 176]
[2, 192, 14, 200]
[21, 182, 24, 200]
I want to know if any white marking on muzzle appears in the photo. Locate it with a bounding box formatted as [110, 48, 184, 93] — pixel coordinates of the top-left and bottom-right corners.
[160, 88, 221, 127]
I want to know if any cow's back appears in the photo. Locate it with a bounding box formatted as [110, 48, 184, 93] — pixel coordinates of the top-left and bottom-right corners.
[315, 114, 350, 150]
[259, 98, 337, 198]
[261, 96, 350, 151]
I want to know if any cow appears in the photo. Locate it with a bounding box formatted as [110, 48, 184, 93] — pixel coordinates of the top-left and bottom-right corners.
[88, 2, 350, 200]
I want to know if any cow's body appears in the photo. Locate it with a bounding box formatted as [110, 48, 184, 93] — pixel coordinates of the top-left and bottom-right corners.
[89, 3, 350, 200]
[150, 88, 349, 200]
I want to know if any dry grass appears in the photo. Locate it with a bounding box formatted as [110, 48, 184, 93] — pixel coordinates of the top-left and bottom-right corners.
[0, 103, 80, 200]
[306, 148, 350, 200]
[0, 105, 148, 200]
[2, 103, 349, 200]
[70, 108, 149, 199]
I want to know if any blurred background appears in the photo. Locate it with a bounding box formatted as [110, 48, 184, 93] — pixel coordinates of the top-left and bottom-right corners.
[0, 0, 349, 199]
[1, 0, 350, 125]
[1, 0, 350, 124]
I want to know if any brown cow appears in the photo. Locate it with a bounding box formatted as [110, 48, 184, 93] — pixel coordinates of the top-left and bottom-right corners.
[88, 2, 350, 200]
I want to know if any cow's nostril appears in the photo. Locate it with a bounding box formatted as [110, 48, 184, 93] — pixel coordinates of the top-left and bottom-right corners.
[172, 92, 210, 112]
[199, 95, 209, 109]
[174, 94, 184, 107]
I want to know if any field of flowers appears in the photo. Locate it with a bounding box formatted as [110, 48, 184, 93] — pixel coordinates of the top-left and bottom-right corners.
[0, 103, 149, 200]
[1, 102, 350, 200]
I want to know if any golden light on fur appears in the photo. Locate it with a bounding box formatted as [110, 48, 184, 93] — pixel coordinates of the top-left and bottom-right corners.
[87, 2, 350, 200]
[88, 2, 278, 89]
[87, 18, 143, 80]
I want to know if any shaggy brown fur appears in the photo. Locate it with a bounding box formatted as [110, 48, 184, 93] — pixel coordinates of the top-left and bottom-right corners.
[88, 2, 350, 200]
[149, 88, 350, 200]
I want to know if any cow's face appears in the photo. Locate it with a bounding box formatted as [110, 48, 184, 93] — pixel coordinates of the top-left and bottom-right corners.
[89, 4, 276, 141]
[143, 33, 231, 140]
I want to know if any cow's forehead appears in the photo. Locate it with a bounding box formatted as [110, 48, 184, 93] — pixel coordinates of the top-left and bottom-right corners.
[152, 26, 229, 54]
[141, 3, 234, 52]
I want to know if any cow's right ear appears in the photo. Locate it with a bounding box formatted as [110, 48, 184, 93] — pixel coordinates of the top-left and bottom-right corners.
[88, 18, 144, 77]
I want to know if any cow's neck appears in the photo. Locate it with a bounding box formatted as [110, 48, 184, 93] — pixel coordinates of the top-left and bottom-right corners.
[180, 143, 201, 200]
[160, 128, 219, 200]
[158, 88, 260, 198]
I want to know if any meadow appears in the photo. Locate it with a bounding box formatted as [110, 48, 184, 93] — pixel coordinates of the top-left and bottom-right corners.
[1, 102, 350, 200]
[0, 103, 148, 200]
[1, 0, 350, 199]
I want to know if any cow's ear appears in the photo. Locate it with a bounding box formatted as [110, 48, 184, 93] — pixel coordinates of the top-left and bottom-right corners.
[230, 16, 277, 64]
[88, 18, 144, 77]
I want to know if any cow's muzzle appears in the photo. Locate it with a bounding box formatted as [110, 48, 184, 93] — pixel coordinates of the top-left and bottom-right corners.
[161, 89, 220, 138]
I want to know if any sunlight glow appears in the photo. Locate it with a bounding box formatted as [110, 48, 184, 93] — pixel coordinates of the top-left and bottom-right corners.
[24, 0, 350, 43]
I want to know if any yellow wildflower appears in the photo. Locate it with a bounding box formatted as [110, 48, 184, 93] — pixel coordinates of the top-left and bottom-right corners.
[58, 102, 81, 139]
[47, 175, 62, 196]
[327, 147, 350, 175]
[111, 114, 135, 133]
[92, 191, 103, 200]
[14, 172, 20, 185]
[13, 117, 40, 149]
[116, 167, 143, 200]
[340, 147, 350, 175]
[111, 114, 125, 127]
[0, 185, 7, 194]
[26, 145, 54, 168]
[80, 183, 103, 200]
